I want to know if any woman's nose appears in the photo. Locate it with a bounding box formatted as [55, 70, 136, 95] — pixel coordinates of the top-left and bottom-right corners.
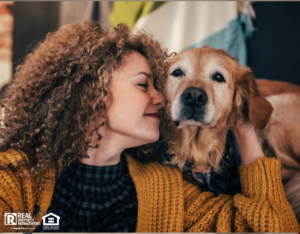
[152, 90, 165, 106]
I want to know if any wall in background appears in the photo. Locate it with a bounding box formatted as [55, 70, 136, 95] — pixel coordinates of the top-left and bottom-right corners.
[12, 1, 59, 73]
[247, 2, 300, 85]
[0, 1, 59, 96]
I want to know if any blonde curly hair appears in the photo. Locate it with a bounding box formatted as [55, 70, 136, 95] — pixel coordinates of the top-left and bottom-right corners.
[0, 21, 171, 178]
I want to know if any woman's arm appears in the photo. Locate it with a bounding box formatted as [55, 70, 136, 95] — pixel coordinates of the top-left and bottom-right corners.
[183, 157, 299, 232]
[183, 122, 300, 232]
[233, 121, 265, 165]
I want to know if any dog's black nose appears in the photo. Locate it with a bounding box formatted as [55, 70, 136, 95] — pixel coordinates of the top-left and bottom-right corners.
[181, 87, 207, 107]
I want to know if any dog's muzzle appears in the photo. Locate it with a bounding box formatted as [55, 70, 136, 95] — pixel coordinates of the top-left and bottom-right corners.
[180, 87, 207, 121]
[181, 87, 207, 107]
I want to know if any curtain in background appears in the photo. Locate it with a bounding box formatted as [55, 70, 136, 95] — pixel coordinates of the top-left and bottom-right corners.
[110, 1, 255, 66]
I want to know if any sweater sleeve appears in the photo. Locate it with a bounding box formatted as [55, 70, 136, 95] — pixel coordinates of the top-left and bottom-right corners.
[0, 149, 40, 232]
[183, 157, 300, 232]
[0, 167, 25, 232]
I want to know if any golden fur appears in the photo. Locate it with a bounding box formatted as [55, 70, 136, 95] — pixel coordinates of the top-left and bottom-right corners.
[254, 79, 300, 181]
[256, 78, 300, 97]
[256, 93, 300, 179]
[160, 46, 273, 171]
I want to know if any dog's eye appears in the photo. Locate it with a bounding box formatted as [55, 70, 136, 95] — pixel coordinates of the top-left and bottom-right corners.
[171, 69, 184, 77]
[212, 72, 225, 83]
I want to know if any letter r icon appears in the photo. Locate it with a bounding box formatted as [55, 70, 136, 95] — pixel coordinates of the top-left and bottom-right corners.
[4, 213, 17, 225]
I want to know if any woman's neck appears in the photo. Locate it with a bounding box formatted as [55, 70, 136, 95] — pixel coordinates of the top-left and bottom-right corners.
[81, 130, 125, 166]
[80, 148, 122, 166]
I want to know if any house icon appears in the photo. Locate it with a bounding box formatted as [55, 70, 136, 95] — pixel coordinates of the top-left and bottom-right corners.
[42, 213, 60, 226]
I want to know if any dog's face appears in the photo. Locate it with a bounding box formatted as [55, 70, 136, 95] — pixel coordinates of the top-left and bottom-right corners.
[165, 46, 273, 130]
[166, 47, 237, 129]
[163, 46, 273, 171]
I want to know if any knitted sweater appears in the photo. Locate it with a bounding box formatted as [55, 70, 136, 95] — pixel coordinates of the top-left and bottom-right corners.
[0, 149, 299, 232]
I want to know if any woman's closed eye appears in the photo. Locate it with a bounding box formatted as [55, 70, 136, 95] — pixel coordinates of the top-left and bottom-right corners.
[138, 83, 149, 89]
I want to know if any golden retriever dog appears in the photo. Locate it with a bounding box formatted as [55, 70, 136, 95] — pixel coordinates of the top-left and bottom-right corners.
[254, 79, 300, 181]
[160, 46, 273, 171]
[255, 79, 300, 223]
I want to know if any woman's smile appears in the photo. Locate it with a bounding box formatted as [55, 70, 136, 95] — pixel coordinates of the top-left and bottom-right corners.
[144, 113, 160, 119]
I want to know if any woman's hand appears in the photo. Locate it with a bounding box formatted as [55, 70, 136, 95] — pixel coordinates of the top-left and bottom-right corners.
[233, 121, 265, 166]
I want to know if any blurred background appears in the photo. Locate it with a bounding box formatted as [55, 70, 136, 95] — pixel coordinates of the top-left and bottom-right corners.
[0, 1, 300, 95]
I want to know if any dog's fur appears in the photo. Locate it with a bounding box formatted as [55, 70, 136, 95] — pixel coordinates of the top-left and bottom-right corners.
[161, 46, 273, 171]
[256, 78, 300, 97]
[256, 93, 300, 180]
[254, 79, 300, 181]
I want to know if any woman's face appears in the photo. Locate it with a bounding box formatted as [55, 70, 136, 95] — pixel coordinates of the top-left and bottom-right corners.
[104, 50, 163, 148]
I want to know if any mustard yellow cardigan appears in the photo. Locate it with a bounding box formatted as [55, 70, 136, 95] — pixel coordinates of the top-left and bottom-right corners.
[0, 149, 299, 232]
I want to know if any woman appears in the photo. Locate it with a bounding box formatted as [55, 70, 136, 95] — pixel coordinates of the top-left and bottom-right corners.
[0, 21, 298, 232]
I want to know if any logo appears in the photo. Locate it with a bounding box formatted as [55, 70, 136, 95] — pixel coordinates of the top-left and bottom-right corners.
[4, 212, 40, 231]
[4, 213, 17, 225]
[4, 213, 40, 227]
[42, 213, 60, 231]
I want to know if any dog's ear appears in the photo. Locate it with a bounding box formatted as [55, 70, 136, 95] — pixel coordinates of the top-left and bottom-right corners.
[232, 66, 273, 129]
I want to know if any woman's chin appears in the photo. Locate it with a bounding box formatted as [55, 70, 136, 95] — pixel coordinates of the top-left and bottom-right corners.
[138, 132, 160, 145]
[147, 133, 160, 143]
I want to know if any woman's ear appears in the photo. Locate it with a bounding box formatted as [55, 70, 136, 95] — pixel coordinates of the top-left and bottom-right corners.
[234, 66, 273, 129]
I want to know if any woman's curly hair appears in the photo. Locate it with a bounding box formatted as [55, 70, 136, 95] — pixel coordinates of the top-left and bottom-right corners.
[0, 21, 171, 179]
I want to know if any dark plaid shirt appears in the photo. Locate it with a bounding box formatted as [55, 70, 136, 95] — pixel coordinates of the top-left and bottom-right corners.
[35, 154, 138, 232]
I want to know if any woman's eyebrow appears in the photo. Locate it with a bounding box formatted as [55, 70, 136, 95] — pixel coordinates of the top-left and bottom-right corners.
[136, 72, 152, 79]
